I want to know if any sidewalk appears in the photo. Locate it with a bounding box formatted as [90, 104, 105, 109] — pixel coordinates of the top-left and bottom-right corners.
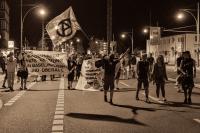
[166, 65, 200, 88]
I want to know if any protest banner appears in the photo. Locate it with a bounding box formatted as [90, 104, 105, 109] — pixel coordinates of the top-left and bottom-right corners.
[24, 50, 68, 76]
[75, 59, 103, 91]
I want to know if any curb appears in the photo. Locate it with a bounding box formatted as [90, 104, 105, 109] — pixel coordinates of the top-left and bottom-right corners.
[168, 78, 200, 89]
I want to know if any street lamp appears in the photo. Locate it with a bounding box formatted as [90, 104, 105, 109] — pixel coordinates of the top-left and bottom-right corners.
[176, 2, 200, 66]
[143, 28, 148, 34]
[76, 38, 81, 43]
[20, 3, 46, 51]
[143, 28, 151, 54]
[38, 9, 47, 50]
[121, 28, 134, 54]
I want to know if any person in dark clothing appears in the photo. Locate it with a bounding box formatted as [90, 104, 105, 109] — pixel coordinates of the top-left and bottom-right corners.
[0, 52, 6, 74]
[18, 60, 28, 90]
[76, 56, 83, 80]
[67, 57, 76, 90]
[180, 51, 196, 104]
[130, 54, 137, 78]
[152, 55, 168, 101]
[2, 66, 7, 88]
[147, 53, 155, 72]
[176, 53, 183, 92]
[98, 49, 129, 104]
[136, 53, 150, 103]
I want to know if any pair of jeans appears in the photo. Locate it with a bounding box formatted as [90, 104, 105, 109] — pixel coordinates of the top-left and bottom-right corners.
[7, 72, 15, 89]
[136, 79, 149, 98]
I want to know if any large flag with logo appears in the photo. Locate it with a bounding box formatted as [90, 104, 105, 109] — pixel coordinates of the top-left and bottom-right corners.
[46, 6, 80, 46]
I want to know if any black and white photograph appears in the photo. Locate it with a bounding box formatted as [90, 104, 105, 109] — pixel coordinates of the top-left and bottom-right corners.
[0, 0, 200, 132]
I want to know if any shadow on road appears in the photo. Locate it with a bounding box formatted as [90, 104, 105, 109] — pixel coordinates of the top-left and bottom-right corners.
[27, 89, 66, 91]
[112, 103, 186, 114]
[112, 104, 156, 115]
[157, 101, 200, 110]
[66, 113, 147, 126]
[115, 88, 136, 92]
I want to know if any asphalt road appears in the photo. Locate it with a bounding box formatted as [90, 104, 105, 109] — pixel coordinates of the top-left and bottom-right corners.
[0, 76, 200, 133]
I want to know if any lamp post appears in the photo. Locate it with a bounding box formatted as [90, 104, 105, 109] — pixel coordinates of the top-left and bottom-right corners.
[121, 28, 134, 54]
[143, 28, 151, 54]
[177, 2, 199, 66]
[20, 2, 45, 51]
[39, 9, 46, 51]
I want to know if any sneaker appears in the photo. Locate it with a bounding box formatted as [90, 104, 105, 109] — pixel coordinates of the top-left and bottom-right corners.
[116, 88, 119, 90]
[104, 95, 107, 102]
[136, 97, 139, 101]
[10, 88, 14, 92]
[163, 98, 167, 102]
[24, 87, 27, 90]
[110, 99, 113, 104]
[146, 98, 150, 103]
[19, 87, 23, 90]
[188, 98, 192, 104]
[184, 98, 187, 104]
[2, 85, 6, 88]
[177, 89, 181, 93]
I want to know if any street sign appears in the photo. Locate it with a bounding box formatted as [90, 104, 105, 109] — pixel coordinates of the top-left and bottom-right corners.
[8, 41, 14, 48]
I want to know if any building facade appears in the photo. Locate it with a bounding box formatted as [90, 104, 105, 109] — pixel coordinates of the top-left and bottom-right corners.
[146, 33, 199, 65]
[0, 0, 9, 49]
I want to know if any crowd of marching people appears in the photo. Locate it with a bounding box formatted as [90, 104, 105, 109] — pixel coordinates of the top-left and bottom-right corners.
[0, 51, 29, 92]
[66, 49, 196, 105]
[0, 49, 197, 105]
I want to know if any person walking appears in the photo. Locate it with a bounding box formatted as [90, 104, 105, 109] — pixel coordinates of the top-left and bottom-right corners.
[6, 52, 17, 91]
[175, 52, 183, 92]
[18, 60, 28, 90]
[180, 51, 196, 104]
[136, 53, 150, 103]
[0, 52, 6, 74]
[2, 57, 7, 88]
[152, 55, 168, 102]
[96, 49, 129, 104]
[147, 53, 155, 73]
[67, 56, 76, 90]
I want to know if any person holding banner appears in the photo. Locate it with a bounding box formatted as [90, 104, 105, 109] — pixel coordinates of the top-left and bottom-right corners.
[67, 56, 76, 90]
[97, 49, 129, 104]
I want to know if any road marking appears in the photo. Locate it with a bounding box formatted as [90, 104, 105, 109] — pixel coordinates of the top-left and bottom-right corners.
[119, 82, 130, 87]
[120, 81, 164, 103]
[4, 82, 36, 106]
[193, 118, 200, 124]
[52, 78, 65, 133]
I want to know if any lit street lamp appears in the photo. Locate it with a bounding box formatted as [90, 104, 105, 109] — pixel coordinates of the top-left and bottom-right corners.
[20, 2, 46, 51]
[38, 9, 47, 50]
[76, 38, 81, 43]
[121, 28, 134, 54]
[176, 2, 200, 66]
[143, 28, 148, 34]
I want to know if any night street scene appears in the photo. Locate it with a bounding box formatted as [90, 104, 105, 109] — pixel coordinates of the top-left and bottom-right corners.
[0, 0, 200, 133]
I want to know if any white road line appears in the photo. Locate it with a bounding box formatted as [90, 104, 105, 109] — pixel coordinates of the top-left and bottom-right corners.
[119, 82, 130, 87]
[4, 82, 36, 106]
[52, 78, 65, 133]
[120, 81, 163, 103]
[193, 118, 200, 124]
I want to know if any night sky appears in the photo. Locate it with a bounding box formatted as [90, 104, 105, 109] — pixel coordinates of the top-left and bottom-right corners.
[9, 0, 199, 51]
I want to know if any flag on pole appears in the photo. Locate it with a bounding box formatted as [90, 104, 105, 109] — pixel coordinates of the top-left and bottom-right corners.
[46, 6, 80, 46]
